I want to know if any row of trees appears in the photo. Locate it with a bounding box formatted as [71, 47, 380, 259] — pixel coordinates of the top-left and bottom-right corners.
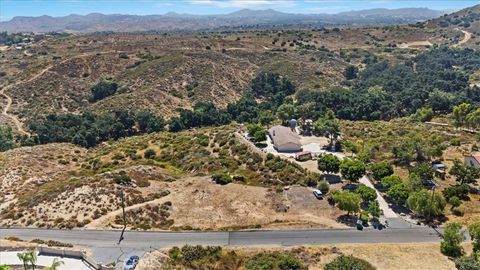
[319, 156, 450, 220]
[29, 111, 165, 147]
[317, 154, 366, 182]
[453, 103, 480, 130]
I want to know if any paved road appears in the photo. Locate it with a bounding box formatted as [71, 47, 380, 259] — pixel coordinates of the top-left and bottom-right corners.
[1, 226, 441, 264]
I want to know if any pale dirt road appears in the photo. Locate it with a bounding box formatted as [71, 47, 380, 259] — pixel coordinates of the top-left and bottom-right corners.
[453, 29, 472, 48]
[0, 50, 117, 136]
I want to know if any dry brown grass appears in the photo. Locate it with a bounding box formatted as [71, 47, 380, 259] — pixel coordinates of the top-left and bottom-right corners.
[138, 243, 462, 270]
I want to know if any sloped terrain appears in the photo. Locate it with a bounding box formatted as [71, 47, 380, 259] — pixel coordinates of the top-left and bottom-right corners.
[0, 32, 347, 123]
[0, 126, 343, 230]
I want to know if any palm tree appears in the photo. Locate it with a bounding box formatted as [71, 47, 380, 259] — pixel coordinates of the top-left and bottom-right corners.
[17, 250, 37, 270]
[26, 250, 37, 270]
[17, 251, 29, 270]
[44, 258, 64, 270]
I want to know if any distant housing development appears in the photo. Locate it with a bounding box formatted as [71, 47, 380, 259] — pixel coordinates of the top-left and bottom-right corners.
[268, 125, 302, 152]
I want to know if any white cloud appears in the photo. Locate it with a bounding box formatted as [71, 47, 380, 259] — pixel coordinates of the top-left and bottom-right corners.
[190, 0, 296, 9]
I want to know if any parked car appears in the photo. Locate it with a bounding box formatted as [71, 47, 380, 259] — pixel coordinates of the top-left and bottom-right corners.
[422, 179, 437, 189]
[356, 219, 363, 230]
[124, 255, 139, 270]
[313, 189, 323, 199]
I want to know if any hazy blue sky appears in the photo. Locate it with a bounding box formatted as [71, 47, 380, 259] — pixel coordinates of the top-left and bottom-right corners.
[1, 0, 478, 21]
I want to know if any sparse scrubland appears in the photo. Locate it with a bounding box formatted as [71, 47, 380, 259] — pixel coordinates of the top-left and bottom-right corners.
[1, 5, 480, 270]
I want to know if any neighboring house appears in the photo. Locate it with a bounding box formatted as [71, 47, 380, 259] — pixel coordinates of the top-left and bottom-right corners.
[295, 151, 312, 161]
[465, 152, 480, 168]
[268, 125, 302, 152]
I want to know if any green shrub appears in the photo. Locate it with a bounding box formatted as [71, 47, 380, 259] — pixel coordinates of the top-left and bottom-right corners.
[449, 196, 462, 208]
[112, 171, 131, 185]
[451, 138, 461, 146]
[246, 253, 305, 270]
[325, 255, 375, 270]
[212, 174, 232, 185]
[360, 211, 369, 224]
[442, 184, 469, 201]
[318, 180, 330, 194]
[89, 80, 119, 102]
[381, 175, 402, 189]
[144, 149, 156, 159]
[180, 245, 221, 264]
[386, 183, 410, 205]
[455, 252, 480, 270]
[441, 222, 465, 258]
[370, 161, 393, 181]
[356, 184, 377, 203]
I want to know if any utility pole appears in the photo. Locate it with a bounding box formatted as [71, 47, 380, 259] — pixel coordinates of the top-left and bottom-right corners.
[118, 188, 126, 244]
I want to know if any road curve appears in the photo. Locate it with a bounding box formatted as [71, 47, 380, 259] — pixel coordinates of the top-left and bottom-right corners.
[453, 29, 472, 48]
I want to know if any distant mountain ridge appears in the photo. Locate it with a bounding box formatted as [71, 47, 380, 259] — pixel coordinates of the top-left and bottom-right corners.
[0, 7, 445, 33]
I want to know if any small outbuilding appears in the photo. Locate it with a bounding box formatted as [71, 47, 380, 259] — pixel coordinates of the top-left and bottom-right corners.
[465, 152, 480, 168]
[268, 125, 302, 152]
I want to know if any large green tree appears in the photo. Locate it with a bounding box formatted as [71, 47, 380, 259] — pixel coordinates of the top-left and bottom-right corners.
[314, 109, 340, 145]
[453, 103, 472, 128]
[441, 222, 465, 258]
[386, 183, 411, 205]
[89, 80, 119, 102]
[333, 191, 362, 215]
[381, 175, 403, 189]
[340, 158, 366, 183]
[276, 104, 296, 124]
[370, 161, 394, 181]
[0, 125, 15, 152]
[450, 159, 480, 185]
[356, 184, 377, 204]
[317, 154, 341, 174]
[469, 223, 480, 253]
[407, 189, 446, 218]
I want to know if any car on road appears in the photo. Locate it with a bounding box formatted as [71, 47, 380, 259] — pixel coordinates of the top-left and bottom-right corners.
[124, 255, 139, 270]
[313, 189, 323, 199]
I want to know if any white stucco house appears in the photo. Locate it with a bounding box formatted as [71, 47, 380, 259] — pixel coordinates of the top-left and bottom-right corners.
[268, 125, 302, 152]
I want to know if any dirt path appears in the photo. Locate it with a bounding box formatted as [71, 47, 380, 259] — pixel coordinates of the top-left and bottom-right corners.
[398, 40, 433, 49]
[453, 29, 472, 48]
[0, 50, 116, 136]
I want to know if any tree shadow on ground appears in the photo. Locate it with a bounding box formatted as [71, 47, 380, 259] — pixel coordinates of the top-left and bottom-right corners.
[322, 174, 342, 184]
[341, 183, 358, 191]
[336, 214, 357, 227]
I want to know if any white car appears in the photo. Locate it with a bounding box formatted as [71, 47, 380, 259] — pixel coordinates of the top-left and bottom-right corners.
[313, 189, 323, 199]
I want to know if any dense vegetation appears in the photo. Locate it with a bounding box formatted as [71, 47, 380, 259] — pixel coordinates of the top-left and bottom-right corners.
[297, 47, 480, 120]
[0, 126, 15, 151]
[13, 48, 479, 150]
[165, 245, 305, 270]
[89, 80, 119, 102]
[29, 111, 165, 147]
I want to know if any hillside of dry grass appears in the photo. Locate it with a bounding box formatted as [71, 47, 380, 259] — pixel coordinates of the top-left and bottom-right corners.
[0, 126, 345, 230]
[1, 24, 475, 129]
